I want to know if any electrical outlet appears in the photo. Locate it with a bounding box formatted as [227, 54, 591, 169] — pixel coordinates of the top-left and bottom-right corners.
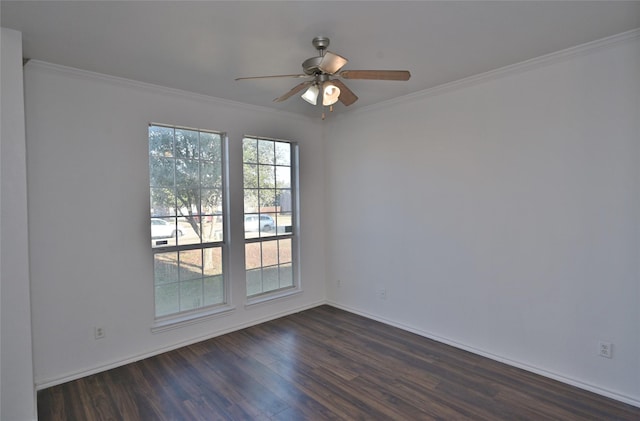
[598, 341, 612, 359]
[337, 279, 342, 288]
[378, 288, 387, 300]
[95, 326, 106, 340]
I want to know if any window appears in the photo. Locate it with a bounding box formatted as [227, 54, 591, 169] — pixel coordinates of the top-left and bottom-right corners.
[149, 125, 226, 320]
[243, 136, 298, 298]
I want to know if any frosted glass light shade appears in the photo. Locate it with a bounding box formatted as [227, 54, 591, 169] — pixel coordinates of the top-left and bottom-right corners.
[322, 83, 340, 106]
[301, 85, 319, 105]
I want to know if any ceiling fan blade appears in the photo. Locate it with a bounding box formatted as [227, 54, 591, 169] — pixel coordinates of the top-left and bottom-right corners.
[273, 81, 313, 102]
[338, 70, 411, 81]
[331, 79, 358, 106]
[318, 51, 348, 74]
[235, 74, 308, 81]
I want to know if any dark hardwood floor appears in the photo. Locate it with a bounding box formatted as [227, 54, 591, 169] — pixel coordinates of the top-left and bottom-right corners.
[38, 305, 640, 420]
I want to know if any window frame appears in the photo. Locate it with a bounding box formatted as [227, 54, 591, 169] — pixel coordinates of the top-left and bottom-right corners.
[149, 123, 234, 332]
[242, 135, 301, 305]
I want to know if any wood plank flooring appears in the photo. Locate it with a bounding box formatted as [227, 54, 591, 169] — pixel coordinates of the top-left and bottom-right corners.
[38, 305, 640, 420]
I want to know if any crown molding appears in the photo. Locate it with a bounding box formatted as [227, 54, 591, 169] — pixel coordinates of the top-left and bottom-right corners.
[24, 60, 313, 123]
[25, 27, 639, 123]
[354, 28, 640, 116]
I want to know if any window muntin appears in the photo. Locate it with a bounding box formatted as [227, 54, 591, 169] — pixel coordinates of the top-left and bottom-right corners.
[149, 125, 226, 319]
[243, 137, 297, 298]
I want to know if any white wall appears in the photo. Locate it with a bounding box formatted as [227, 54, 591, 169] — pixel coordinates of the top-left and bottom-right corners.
[326, 34, 640, 404]
[23, 61, 327, 387]
[1, 28, 37, 420]
[20, 27, 640, 409]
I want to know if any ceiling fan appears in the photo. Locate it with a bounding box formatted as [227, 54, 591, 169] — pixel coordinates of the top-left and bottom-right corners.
[235, 37, 410, 118]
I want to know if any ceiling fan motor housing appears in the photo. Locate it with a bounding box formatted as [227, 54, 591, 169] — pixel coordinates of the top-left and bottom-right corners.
[302, 37, 332, 74]
[302, 56, 324, 75]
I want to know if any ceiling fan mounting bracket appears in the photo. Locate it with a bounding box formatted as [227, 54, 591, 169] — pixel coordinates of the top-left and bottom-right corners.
[312, 36, 330, 53]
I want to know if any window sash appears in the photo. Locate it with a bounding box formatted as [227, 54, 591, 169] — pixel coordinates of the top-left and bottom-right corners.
[242, 136, 298, 299]
[149, 124, 228, 319]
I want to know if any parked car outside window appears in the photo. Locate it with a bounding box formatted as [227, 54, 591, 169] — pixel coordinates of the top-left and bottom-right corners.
[151, 218, 183, 239]
[244, 214, 274, 232]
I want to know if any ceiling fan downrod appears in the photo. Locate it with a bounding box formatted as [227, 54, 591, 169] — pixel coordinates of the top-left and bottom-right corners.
[312, 36, 330, 57]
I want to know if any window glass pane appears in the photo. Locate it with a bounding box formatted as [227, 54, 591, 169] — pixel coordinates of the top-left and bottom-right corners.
[179, 249, 202, 281]
[199, 184, 221, 238]
[259, 165, 275, 188]
[244, 191, 259, 214]
[275, 141, 290, 166]
[155, 284, 179, 317]
[278, 238, 292, 263]
[200, 132, 221, 161]
[204, 276, 224, 306]
[275, 166, 291, 188]
[180, 279, 204, 311]
[277, 212, 293, 235]
[151, 218, 179, 248]
[150, 157, 174, 188]
[279, 263, 293, 288]
[151, 188, 176, 217]
[149, 126, 174, 158]
[176, 216, 200, 246]
[243, 138, 257, 163]
[154, 252, 178, 285]
[176, 187, 200, 244]
[244, 164, 258, 188]
[201, 162, 221, 188]
[175, 159, 199, 187]
[259, 189, 276, 210]
[175, 129, 199, 159]
[175, 187, 200, 216]
[201, 189, 222, 215]
[203, 247, 222, 276]
[263, 266, 279, 292]
[246, 269, 262, 296]
[245, 243, 261, 270]
[259, 213, 277, 238]
[262, 240, 278, 267]
[258, 139, 275, 164]
[244, 214, 260, 239]
[201, 215, 222, 243]
[277, 189, 292, 212]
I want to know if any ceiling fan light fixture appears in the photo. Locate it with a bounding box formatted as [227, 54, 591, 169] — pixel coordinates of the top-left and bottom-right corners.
[322, 82, 340, 106]
[236, 37, 410, 117]
[301, 84, 319, 105]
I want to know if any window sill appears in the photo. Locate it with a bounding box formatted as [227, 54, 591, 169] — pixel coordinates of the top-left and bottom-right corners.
[245, 288, 302, 308]
[151, 304, 236, 334]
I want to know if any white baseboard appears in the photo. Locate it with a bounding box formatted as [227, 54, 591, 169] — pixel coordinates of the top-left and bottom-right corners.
[36, 300, 325, 390]
[327, 300, 640, 409]
[37, 298, 640, 409]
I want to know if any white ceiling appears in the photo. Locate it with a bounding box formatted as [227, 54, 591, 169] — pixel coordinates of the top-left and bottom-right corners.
[2, 1, 640, 118]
